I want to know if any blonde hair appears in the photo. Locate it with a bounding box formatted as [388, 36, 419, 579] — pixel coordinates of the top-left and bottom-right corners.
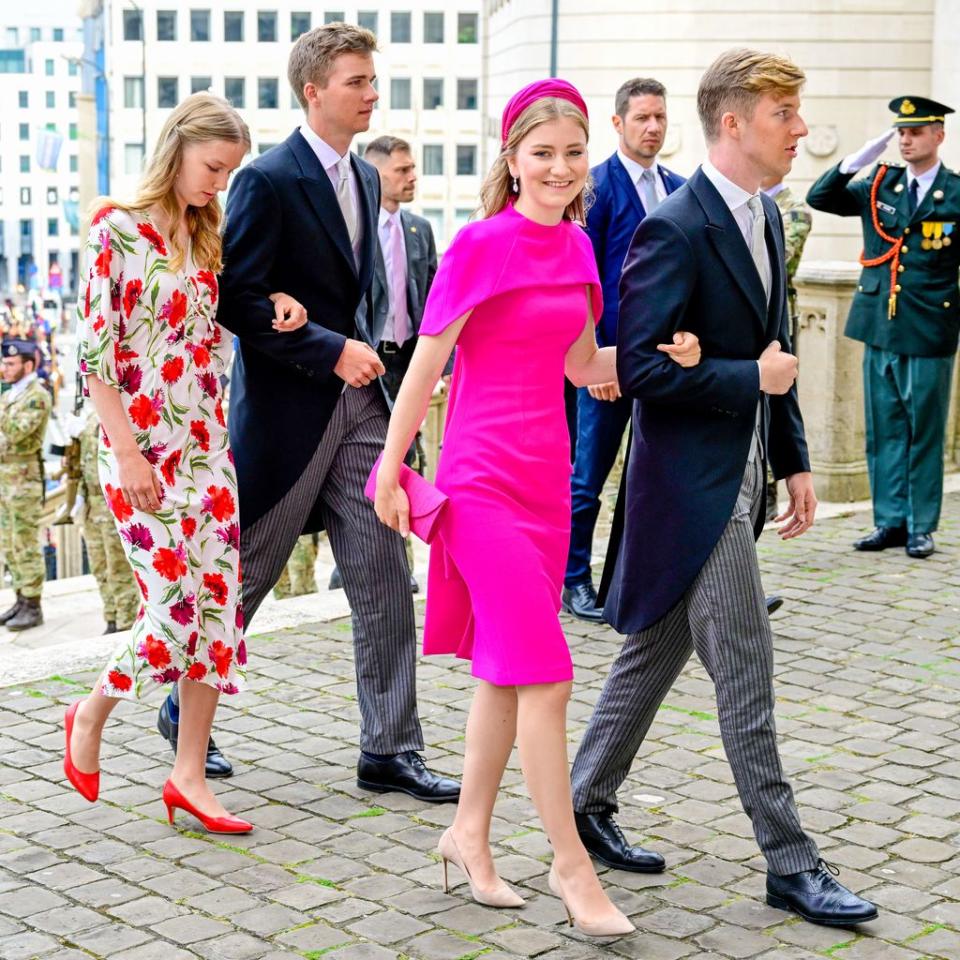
[479, 97, 591, 222]
[288, 22, 378, 110]
[91, 92, 250, 272]
[697, 49, 805, 143]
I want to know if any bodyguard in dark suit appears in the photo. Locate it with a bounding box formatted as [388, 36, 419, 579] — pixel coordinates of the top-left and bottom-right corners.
[571, 49, 877, 927]
[562, 78, 684, 623]
[157, 24, 458, 803]
[807, 96, 959, 559]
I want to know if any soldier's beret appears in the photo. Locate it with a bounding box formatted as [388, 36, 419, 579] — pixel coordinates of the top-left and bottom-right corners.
[2, 339, 38, 359]
[889, 96, 954, 127]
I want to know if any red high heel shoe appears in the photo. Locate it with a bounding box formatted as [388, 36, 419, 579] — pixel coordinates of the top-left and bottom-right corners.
[63, 702, 99, 802]
[162, 779, 253, 834]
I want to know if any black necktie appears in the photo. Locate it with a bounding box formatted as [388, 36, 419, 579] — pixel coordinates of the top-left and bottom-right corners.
[907, 178, 919, 217]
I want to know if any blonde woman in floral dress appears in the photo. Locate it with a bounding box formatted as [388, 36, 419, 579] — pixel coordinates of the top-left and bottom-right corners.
[64, 93, 306, 833]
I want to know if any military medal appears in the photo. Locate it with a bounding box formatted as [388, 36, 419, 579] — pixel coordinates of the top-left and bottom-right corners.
[922, 221, 934, 250]
[932, 222, 944, 250]
[943, 222, 954, 247]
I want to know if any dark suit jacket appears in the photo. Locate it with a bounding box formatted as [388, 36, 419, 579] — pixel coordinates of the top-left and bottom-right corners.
[603, 166, 810, 634]
[218, 128, 380, 530]
[588, 154, 685, 347]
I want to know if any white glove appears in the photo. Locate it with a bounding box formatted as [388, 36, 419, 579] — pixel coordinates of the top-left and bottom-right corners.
[839, 128, 896, 174]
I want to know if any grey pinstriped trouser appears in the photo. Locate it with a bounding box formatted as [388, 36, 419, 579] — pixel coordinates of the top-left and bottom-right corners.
[570, 455, 820, 876]
[241, 383, 425, 755]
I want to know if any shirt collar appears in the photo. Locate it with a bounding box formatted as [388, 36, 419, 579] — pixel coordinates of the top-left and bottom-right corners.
[763, 182, 786, 199]
[9, 372, 37, 399]
[908, 161, 941, 191]
[298, 123, 349, 173]
[702, 157, 756, 214]
[617, 150, 659, 186]
[379, 207, 401, 230]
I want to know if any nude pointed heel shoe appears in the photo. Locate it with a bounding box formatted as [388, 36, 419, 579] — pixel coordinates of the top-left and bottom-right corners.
[548, 864, 635, 938]
[438, 827, 524, 908]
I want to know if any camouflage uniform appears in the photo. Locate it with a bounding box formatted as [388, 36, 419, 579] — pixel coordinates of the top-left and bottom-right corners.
[79, 412, 140, 628]
[773, 185, 813, 345]
[274, 534, 319, 599]
[0, 374, 51, 601]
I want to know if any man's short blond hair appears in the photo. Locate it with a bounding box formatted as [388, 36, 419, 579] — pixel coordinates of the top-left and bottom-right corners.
[288, 22, 378, 110]
[697, 48, 805, 142]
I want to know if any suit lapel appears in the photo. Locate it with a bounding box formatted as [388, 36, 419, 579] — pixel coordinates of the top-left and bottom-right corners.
[401, 211, 418, 326]
[762, 193, 786, 339]
[354, 156, 378, 292]
[610, 155, 645, 219]
[692, 169, 767, 331]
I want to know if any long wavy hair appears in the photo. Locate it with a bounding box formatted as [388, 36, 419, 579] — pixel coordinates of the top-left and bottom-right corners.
[479, 97, 592, 223]
[92, 93, 250, 272]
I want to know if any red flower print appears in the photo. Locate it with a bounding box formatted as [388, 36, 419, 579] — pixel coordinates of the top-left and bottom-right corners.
[217, 682, 240, 695]
[120, 523, 154, 551]
[215, 522, 240, 551]
[192, 345, 211, 369]
[196, 269, 218, 303]
[237, 638, 247, 666]
[139, 634, 171, 669]
[186, 662, 208, 680]
[104, 483, 133, 522]
[123, 279, 143, 318]
[135, 571, 149, 599]
[186, 631, 199, 657]
[129, 393, 160, 430]
[235, 603, 244, 630]
[111, 276, 123, 314]
[117, 363, 143, 396]
[161, 289, 187, 328]
[203, 572, 229, 606]
[208, 640, 234, 678]
[142, 441, 167, 465]
[160, 450, 181, 486]
[153, 667, 182, 684]
[215, 399, 225, 427]
[92, 205, 114, 225]
[92, 314, 105, 333]
[161, 356, 184, 383]
[114, 341, 138, 364]
[197, 372, 218, 398]
[181, 516, 197, 538]
[137, 221, 168, 255]
[107, 670, 132, 692]
[83, 282, 91, 318]
[170, 595, 196, 626]
[95, 246, 112, 279]
[201, 486, 235, 522]
[153, 545, 187, 581]
[190, 419, 210, 452]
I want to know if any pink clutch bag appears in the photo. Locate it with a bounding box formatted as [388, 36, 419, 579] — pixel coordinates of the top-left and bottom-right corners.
[365, 453, 450, 544]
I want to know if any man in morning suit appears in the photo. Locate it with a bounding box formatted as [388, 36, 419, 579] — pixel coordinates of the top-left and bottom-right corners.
[570, 49, 877, 926]
[807, 97, 959, 559]
[561, 78, 684, 623]
[156, 24, 459, 803]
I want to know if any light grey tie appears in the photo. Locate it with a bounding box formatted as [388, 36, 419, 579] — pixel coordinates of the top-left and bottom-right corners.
[746, 194, 771, 303]
[639, 168, 660, 214]
[336, 156, 358, 254]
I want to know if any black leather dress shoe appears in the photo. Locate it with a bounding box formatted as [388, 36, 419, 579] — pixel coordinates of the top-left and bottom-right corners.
[767, 861, 878, 926]
[853, 526, 907, 551]
[906, 532, 934, 558]
[574, 812, 665, 873]
[561, 582, 605, 623]
[328, 565, 343, 590]
[357, 751, 460, 803]
[157, 695, 234, 779]
[409, 573, 420, 594]
[765, 595, 784, 615]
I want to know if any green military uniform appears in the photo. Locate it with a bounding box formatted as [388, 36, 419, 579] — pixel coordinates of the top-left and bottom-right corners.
[807, 97, 960, 538]
[274, 534, 319, 599]
[79, 412, 140, 630]
[0, 346, 51, 617]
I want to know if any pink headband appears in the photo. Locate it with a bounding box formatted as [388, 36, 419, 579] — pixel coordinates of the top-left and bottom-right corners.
[501, 79, 589, 144]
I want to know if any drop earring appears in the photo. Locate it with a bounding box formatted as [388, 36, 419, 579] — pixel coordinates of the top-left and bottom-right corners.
[511, 176, 519, 194]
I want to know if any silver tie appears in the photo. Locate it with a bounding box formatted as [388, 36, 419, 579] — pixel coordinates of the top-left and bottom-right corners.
[746, 194, 771, 303]
[639, 167, 660, 214]
[336, 156, 358, 254]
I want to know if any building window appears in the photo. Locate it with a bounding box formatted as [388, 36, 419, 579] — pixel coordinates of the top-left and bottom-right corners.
[20, 155, 30, 173]
[423, 78, 443, 110]
[30, 27, 41, 42]
[423, 144, 443, 176]
[258, 11, 278, 42]
[258, 77, 279, 109]
[69, 155, 78, 173]
[19, 123, 29, 141]
[21, 187, 31, 205]
[124, 76, 144, 109]
[124, 143, 145, 176]
[191, 76, 212, 94]
[68, 91, 76, 109]
[48, 218, 59, 237]
[225, 76, 245, 108]
[157, 76, 179, 108]
[47, 187, 58, 204]
[223, 11, 243, 40]
[457, 78, 478, 110]
[457, 12, 478, 43]
[53, 27, 64, 41]
[291, 11, 310, 39]
[69, 122, 77, 140]
[324, 11, 344, 24]
[391, 11, 411, 43]
[358, 10, 377, 33]
[67, 60, 78, 76]
[45, 59, 55, 76]
[157, 10, 177, 40]
[424, 11, 444, 43]
[422, 208, 444, 246]
[190, 9, 211, 41]
[454, 207, 472, 230]
[18, 90, 28, 108]
[122, 9, 143, 41]
[390, 78, 411, 110]
[46, 91, 55, 109]
[456, 145, 477, 176]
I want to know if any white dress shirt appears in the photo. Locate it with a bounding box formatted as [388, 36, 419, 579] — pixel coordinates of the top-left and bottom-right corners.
[378, 208, 408, 344]
[907, 161, 941, 207]
[298, 123, 362, 260]
[617, 150, 667, 206]
[5, 371, 38, 402]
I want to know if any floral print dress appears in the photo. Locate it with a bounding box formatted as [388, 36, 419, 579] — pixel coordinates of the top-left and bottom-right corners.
[78, 207, 245, 699]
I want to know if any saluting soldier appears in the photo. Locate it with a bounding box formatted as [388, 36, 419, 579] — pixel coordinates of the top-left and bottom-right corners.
[0, 339, 52, 631]
[808, 96, 959, 559]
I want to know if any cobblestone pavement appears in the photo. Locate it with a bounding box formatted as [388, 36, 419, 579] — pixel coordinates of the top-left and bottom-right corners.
[1, 495, 958, 960]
